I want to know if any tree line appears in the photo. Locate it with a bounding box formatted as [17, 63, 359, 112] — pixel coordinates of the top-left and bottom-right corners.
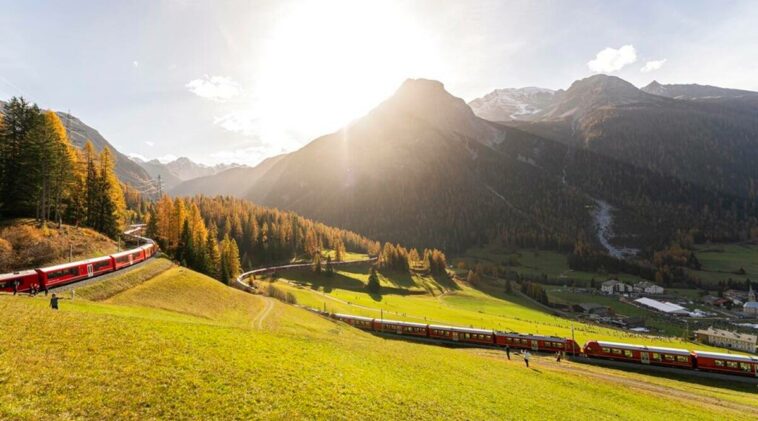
[0, 97, 126, 237]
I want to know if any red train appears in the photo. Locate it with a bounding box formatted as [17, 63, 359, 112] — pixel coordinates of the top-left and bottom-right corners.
[0, 241, 157, 294]
[331, 313, 581, 352]
[329, 313, 758, 378]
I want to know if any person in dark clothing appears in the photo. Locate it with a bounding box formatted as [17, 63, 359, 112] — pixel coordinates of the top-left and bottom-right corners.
[505, 345, 511, 360]
[524, 351, 531, 368]
[556, 351, 562, 362]
[43, 283, 48, 296]
[12, 279, 19, 295]
[50, 294, 60, 310]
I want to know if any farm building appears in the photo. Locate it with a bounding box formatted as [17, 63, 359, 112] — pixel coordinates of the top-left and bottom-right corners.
[601, 280, 632, 294]
[634, 297, 689, 316]
[634, 281, 664, 294]
[694, 327, 757, 353]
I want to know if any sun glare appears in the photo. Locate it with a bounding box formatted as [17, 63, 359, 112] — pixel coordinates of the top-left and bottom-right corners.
[252, 0, 442, 149]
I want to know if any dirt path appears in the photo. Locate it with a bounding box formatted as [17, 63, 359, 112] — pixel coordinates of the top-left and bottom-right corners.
[253, 297, 274, 329]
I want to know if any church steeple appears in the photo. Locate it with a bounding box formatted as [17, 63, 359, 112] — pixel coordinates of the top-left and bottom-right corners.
[749, 282, 756, 302]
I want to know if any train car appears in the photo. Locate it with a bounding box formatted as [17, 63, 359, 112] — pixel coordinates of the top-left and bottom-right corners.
[111, 248, 146, 270]
[0, 270, 40, 293]
[693, 351, 758, 377]
[428, 325, 495, 345]
[141, 243, 156, 259]
[583, 341, 694, 368]
[332, 313, 374, 330]
[36, 254, 112, 289]
[372, 319, 428, 337]
[494, 332, 581, 353]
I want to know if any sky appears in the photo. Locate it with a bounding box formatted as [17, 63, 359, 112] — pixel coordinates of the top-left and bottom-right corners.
[1, 0, 757, 166]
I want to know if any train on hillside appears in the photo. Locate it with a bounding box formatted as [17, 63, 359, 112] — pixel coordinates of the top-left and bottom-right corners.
[0, 231, 157, 294]
[328, 312, 758, 378]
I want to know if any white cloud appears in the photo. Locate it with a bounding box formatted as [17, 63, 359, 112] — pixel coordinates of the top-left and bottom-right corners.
[185, 75, 241, 102]
[640, 59, 667, 73]
[144, 141, 155, 147]
[132, 60, 139, 68]
[213, 110, 258, 136]
[587, 45, 637, 73]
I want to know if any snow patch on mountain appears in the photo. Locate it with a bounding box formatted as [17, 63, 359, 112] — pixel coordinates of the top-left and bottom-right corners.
[469, 87, 556, 122]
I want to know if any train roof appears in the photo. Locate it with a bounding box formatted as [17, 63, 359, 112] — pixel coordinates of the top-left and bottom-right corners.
[375, 318, 428, 328]
[333, 313, 374, 322]
[428, 325, 494, 335]
[111, 248, 144, 258]
[38, 254, 114, 273]
[0, 269, 38, 281]
[693, 351, 758, 362]
[594, 341, 691, 356]
[495, 331, 568, 342]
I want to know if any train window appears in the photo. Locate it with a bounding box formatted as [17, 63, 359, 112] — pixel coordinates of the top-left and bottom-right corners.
[93, 260, 111, 270]
[602, 347, 610, 353]
[676, 356, 688, 362]
[726, 361, 738, 368]
[652, 353, 661, 360]
[664, 355, 674, 361]
[611, 349, 622, 355]
[714, 360, 724, 367]
[624, 350, 633, 358]
[739, 363, 751, 372]
[48, 267, 80, 279]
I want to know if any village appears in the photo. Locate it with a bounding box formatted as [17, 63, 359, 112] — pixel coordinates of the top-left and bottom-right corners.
[549, 279, 758, 354]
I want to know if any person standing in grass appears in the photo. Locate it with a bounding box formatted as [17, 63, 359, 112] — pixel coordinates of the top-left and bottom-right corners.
[50, 293, 60, 310]
[524, 351, 531, 367]
[505, 345, 510, 360]
[12, 279, 19, 295]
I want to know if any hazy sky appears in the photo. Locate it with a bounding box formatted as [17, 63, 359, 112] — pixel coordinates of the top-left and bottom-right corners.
[1, 0, 756, 166]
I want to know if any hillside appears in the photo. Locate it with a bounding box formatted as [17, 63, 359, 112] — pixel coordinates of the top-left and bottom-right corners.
[1, 263, 755, 419]
[0, 219, 118, 272]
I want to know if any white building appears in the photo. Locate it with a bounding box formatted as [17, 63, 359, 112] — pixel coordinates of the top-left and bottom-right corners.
[694, 327, 757, 353]
[601, 280, 633, 294]
[634, 297, 690, 316]
[635, 281, 664, 294]
[744, 284, 758, 316]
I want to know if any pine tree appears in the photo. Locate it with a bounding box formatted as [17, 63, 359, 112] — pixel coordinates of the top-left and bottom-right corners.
[0, 97, 43, 217]
[178, 219, 192, 267]
[312, 251, 322, 273]
[97, 147, 125, 237]
[205, 224, 221, 279]
[368, 266, 380, 294]
[326, 255, 334, 276]
[83, 141, 99, 229]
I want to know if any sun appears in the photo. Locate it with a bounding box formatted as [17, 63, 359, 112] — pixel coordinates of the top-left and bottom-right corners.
[251, 0, 443, 149]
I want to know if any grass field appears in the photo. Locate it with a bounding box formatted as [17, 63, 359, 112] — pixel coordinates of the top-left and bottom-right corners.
[459, 246, 648, 285]
[274, 265, 739, 353]
[688, 243, 758, 285]
[1, 264, 756, 419]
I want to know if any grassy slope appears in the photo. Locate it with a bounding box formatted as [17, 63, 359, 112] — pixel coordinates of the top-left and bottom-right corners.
[1, 267, 756, 419]
[688, 243, 758, 285]
[276, 266, 738, 353]
[0, 219, 119, 272]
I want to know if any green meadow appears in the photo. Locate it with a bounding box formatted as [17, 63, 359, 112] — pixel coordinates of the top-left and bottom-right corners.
[0, 258, 755, 419]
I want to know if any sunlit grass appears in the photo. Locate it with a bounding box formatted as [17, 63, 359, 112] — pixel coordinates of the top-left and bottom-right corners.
[1, 265, 755, 419]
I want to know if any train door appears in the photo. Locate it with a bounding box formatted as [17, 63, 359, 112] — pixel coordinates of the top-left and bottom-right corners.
[641, 352, 650, 365]
[129, 254, 134, 266]
[451, 332, 460, 342]
[531, 340, 539, 351]
[87, 264, 94, 278]
[396, 326, 403, 335]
